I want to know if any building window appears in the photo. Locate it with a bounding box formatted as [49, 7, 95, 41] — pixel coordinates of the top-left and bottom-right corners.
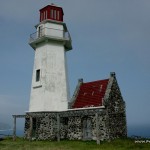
[38, 26, 42, 37]
[32, 118, 36, 137]
[36, 69, 40, 82]
[46, 10, 47, 19]
[41, 13, 43, 21]
[44, 11, 46, 20]
[50, 9, 53, 18]
[57, 11, 60, 20]
[54, 10, 57, 19]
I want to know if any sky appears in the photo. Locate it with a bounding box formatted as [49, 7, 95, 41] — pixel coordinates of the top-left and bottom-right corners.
[0, 0, 150, 137]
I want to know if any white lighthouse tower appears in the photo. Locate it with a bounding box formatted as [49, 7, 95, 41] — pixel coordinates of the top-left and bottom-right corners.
[29, 4, 72, 112]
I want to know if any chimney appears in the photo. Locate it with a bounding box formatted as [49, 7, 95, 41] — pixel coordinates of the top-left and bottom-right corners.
[110, 72, 116, 77]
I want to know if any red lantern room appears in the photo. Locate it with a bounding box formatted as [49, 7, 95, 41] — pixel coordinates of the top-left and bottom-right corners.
[39, 4, 64, 22]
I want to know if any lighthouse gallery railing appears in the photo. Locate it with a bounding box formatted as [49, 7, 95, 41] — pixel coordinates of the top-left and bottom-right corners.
[29, 27, 71, 43]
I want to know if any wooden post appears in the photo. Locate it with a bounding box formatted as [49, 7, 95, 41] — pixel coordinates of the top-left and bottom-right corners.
[57, 113, 60, 142]
[95, 113, 100, 144]
[29, 116, 33, 141]
[13, 116, 16, 141]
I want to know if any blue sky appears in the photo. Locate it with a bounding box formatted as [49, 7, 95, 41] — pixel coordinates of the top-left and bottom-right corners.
[0, 0, 150, 137]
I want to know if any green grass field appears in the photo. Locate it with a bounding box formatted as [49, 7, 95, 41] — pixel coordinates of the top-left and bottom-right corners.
[0, 137, 150, 150]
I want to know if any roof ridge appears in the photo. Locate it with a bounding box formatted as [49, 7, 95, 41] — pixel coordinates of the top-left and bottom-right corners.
[83, 78, 109, 84]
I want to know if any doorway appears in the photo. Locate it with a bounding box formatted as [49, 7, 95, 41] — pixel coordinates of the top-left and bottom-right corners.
[83, 118, 92, 140]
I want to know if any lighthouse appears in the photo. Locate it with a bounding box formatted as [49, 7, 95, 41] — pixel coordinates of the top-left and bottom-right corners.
[28, 4, 72, 112]
[21, 4, 127, 141]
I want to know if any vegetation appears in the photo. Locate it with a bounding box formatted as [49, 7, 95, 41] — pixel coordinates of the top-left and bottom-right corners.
[0, 137, 150, 150]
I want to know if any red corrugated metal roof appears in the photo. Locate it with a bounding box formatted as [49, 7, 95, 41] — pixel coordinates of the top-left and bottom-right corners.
[72, 79, 109, 108]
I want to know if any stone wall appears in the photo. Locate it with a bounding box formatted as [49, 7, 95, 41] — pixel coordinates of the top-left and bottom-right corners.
[105, 76, 127, 139]
[66, 115, 109, 141]
[24, 109, 110, 141]
[36, 116, 57, 140]
[24, 118, 30, 139]
[67, 116, 82, 140]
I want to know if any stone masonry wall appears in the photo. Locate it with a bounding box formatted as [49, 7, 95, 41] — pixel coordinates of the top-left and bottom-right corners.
[36, 116, 57, 140]
[24, 110, 110, 141]
[24, 114, 57, 140]
[24, 118, 30, 139]
[67, 116, 82, 140]
[106, 77, 127, 139]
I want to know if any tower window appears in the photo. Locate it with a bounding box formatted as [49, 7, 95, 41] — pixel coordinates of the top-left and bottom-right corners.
[46, 10, 47, 19]
[36, 69, 40, 82]
[44, 11, 45, 20]
[50, 9, 53, 18]
[41, 13, 43, 21]
[57, 11, 60, 20]
[54, 10, 57, 19]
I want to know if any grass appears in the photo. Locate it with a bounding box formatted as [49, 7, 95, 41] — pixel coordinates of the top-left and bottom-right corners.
[0, 137, 150, 150]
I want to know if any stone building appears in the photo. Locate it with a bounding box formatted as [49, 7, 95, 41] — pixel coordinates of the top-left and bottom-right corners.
[13, 4, 127, 142]
[24, 72, 127, 141]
